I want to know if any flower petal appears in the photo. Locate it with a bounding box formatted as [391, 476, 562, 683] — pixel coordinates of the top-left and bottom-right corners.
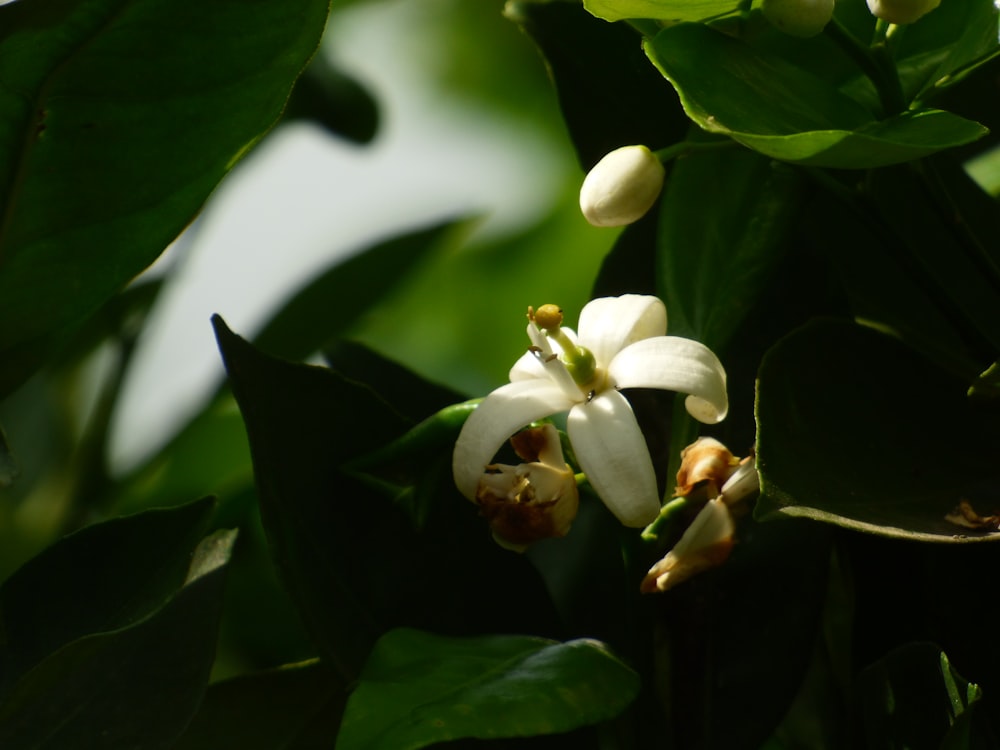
[577, 295, 667, 369]
[609, 336, 728, 423]
[453, 380, 575, 500]
[567, 389, 660, 527]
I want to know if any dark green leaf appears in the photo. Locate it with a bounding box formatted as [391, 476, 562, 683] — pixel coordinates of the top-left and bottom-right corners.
[0, 423, 17, 489]
[283, 52, 379, 144]
[173, 660, 346, 750]
[756, 319, 1000, 541]
[645, 24, 988, 168]
[253, 220, 465, 363]
[214, 317, 561, 682]
[506, 1, 689, 169]
[336, 628, 639, 750]
[0, 529, 236, 750]
[0, 497, 216, 695]
[0, 0, 329, 397]
[858, 643, 984, 750]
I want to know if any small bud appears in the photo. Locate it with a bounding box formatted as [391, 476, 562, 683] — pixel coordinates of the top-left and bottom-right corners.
[641, 498, 735, 593]
[475, 424, 579, 551]
[866, 0, 940, 24]
[761, 0, 835, 38]
[579, 145, 665, 227]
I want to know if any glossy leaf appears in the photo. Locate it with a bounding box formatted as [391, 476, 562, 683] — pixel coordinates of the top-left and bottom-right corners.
[214, 318, 561, 681]
[645, 24, 988, 168]
[507, 1, 689, 169]
[173, 660, 346, 750]
[0, 497, 216, 696]
[335, 628, 639, 750]
[0, 529, 236, 749]
[583, 0, 742, 23]
[858, 644, 986, 750]
[756, 319, 1000, 541]
[0, 0, 329, 397]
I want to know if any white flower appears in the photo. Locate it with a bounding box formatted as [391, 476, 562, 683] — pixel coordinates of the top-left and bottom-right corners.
[579, 145, 666, 227]
[866, 0, 940, 24]
[761, 0, 835, 38]
[453, 295, 728, 527]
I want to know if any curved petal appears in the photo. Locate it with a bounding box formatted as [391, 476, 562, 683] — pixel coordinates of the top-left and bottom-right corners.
[577, 295, 667, 369]
[452, 380, 575, 500]
[609, 336, 728, 423]
[567, 389, 660, 527]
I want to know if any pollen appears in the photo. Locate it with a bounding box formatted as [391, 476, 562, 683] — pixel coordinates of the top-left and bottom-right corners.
[533, 304, 564, 331]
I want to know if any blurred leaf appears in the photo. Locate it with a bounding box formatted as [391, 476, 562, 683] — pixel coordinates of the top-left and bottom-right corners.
[858, 644, 986, 750]
[583, 0, 742, 23]
[0, 0, 329, 397]
[895, 0, 1000, 102]
[0, 529, 236, 749]
[335, 628, 639, 750]
[656, 143, 804, 354]
[0, 497, 216, 695]
[0, 423, 17, 489]
[644, 25, 988, 168]
[507, 1, 689, 169]
[214, 317, 561, 682]
[283, 52, 378, 144]
[756, 319, 1000, 541]
[254, 220, 464, 363]
[173, 660, 346, 750]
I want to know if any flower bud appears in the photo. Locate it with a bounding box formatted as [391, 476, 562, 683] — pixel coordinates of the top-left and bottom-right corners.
[866, 0, 940, 24]
[579, 145, 665, 227]
[474, 424, 579, 551]
[761, 0, 835, 37]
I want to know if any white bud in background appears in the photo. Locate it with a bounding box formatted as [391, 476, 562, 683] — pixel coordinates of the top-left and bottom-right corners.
[579, 145, 665, 227]
[761, 0, 835, 37]
[866, 0, 941, 24]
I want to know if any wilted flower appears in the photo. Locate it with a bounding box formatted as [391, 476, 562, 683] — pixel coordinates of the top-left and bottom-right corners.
[641, 498, 735, 593]
[866, 0, 940, 24]
[761, 0, 835, 37]
[579, 145, 666, 227]
[475, 423, 579, 552]
[453, 295, 728, 527]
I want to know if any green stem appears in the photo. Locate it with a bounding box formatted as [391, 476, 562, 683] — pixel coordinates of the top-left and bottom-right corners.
[640, 495, 690, 543]
[653, 138, 739, 164]
[824, 18, 906, 117]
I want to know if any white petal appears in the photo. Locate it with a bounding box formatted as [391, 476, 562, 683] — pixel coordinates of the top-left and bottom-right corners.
[577, 295, 667, 369]
[567, 389, 660, 527]
[609, 336, 728, 423]
[510, 325, 580, 382]
[452, 381, 575, 500]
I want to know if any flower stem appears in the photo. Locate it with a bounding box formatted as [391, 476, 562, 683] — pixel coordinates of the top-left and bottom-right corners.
[640, 495, 690, 543]
[824, 17, 906, 117]
[653, 138, 738, 164]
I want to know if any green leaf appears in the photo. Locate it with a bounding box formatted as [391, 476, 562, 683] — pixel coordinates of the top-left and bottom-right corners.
[0, 529, 236, 749]
[0, 0, 329, 397]
[0, 497, 217, 695]
[283, 52, 379, 144]
[507, 1, 689, 168]
[213, 318, 561, 681]
[644, 24, 988, 168]
[756, 319, 1000, 541]
[583, 0, 742, 23]
[336, 628, 639, 750]
[173, 660, 346, 750]
[858, 644, 985, 750]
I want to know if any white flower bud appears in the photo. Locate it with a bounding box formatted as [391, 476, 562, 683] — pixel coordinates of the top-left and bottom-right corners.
[866, 0, 940, 24]
[579, 145, 665, 227]
[761, 0, 835, 37]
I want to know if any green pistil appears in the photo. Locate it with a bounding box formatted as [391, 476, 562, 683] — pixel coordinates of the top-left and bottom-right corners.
[547, 328, 597, 388]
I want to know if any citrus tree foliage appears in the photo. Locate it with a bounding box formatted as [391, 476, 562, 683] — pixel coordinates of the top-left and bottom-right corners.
[1, 0, 1000, 748]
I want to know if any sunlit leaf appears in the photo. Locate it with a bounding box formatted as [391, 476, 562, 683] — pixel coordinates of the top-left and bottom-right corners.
[335, 628, 639, 750]
[583, 0, 742, 23]
[0, 0, 329, 397]
[645, 24, 988, 168]
[756, 319, 1000, 541]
